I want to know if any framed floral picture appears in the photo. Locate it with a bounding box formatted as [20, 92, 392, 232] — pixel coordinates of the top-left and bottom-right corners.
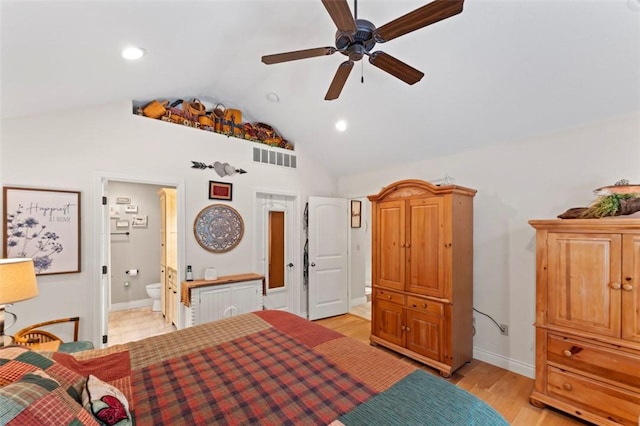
[3, 187, 81, 275]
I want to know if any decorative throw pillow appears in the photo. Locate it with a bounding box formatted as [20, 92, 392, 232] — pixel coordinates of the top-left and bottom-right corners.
[0, 345, 85, 402]
[82, 374, 132, 426]
[0, 370, 99, 425]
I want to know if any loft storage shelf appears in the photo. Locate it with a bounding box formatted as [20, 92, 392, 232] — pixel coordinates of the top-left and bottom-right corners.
[132, 99, 294, 150]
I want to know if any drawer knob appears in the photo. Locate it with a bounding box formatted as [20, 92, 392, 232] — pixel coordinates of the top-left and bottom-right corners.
[563, 346, 582, 357]
[401, 325, 406, 331]
[622, 284, 633, 291]
[610, 282, 621, 290]
[388, 295, 392, 299]
[405, 326, 411, 332]
[563, 383, 572, 391]
[422, 303, 427, 309]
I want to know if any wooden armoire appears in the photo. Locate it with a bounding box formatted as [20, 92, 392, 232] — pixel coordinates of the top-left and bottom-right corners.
[368, 179, 476, 377]
[529, 219, 640, 425]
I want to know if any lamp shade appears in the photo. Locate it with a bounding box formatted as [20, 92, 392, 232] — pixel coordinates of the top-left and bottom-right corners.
[0, 258, 39, 305]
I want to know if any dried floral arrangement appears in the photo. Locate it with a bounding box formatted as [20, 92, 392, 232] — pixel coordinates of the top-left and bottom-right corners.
[558, 179, 640, 219]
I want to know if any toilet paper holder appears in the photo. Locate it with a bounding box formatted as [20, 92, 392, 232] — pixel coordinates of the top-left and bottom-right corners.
[125, 269, 139, 276]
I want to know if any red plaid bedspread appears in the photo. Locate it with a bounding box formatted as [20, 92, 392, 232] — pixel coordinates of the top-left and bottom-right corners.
[133, 327, 375, 424]
[56, 311, 420, 425]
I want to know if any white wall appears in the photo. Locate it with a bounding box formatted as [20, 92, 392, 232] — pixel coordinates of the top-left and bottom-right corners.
[338, 111, 640, 377]
[0, 101, 337, 344]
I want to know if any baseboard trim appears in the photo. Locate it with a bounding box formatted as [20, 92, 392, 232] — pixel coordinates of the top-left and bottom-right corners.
[110, 299, 152, 312]
[473, 347, 534, 379]
[351, 296, 367, 307]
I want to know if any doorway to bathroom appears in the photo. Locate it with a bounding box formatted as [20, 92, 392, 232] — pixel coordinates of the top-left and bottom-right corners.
[97, 173, 184, 347]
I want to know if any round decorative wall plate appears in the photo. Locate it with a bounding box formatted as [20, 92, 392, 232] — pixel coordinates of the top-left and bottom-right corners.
[193, 204, 244, 253]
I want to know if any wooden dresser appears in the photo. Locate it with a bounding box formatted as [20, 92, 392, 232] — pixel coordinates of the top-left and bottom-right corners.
[529, 219, 640, 425]
[368, 179, 476, 377]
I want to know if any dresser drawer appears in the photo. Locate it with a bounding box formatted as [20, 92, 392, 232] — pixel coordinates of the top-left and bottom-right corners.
[406, 296, 444, 316]
[547, 366, 640, 426]
[375, 288, 405, 305]
[547, 334, 640, 390]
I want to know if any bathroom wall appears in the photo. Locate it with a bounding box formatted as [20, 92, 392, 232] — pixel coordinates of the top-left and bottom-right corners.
[109, 181, 165, 309]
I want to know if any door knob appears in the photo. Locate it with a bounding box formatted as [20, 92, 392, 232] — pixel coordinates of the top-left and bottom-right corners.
[610, 282, 621, 290]
[622, 284, 633, 291]
[287, 263, 294, 268]
[310, 262, 316, 267]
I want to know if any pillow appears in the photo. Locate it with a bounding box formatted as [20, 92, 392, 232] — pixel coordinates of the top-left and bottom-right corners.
[0, 345, 85, 402]
[82, 374, 132, 426]
[0, 370, 99, 425]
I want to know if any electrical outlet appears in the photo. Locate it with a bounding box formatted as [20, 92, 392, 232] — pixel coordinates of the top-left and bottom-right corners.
[500, 324, 509, 336]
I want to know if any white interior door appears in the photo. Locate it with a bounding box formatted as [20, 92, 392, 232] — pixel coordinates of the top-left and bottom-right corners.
[308, 196, 348, 320]
[99, 178, 111, 348]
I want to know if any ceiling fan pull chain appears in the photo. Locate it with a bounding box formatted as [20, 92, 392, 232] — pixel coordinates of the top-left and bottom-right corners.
[361, 61, 364, 84]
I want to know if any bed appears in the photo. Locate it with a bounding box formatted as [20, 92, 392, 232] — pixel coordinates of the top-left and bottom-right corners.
[0, 310, 508, 425]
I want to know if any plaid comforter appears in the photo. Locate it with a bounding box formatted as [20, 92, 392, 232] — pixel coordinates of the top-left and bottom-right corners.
[53, 311, 508, 425]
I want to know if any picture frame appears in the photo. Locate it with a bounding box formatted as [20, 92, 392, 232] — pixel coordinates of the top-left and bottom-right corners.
[132, 215, 148, 228]
[116, 197, 131, 204]
[124, 204, 138, 214]
[209, 181, 233, 201]
[116, 220, 129, 229]
[3, 186, 81, 275]
[350, 200, 362, 228]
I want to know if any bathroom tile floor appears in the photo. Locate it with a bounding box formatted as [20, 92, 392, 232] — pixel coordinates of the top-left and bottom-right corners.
[108, 307, 176, 346]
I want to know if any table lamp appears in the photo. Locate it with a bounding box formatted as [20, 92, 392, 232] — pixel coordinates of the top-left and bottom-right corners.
[0, 258, 39, 346]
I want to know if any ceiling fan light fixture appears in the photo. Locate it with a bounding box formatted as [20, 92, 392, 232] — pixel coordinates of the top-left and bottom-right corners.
[335, 120, 347, 132]
[121, 46, 146, 60]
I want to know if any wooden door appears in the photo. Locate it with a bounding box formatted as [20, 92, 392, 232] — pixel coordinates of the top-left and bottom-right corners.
[377, 200, 405, 291]
[622, 234, 640, 342]
[373, 300, 404, 346]
[547, 232, 621, 338]
[406, 197, 444, 297]
[405, 308, 444, 362]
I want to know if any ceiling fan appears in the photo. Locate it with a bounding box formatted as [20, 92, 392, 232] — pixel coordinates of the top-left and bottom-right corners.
[261, 0, 464, 101]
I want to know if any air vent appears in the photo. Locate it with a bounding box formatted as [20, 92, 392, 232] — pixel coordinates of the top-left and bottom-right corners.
[253, 146, 296, 169]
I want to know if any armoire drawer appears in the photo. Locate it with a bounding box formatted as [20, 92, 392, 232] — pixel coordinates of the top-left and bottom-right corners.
[547, 366, 640, 426]
[547, 334, 640, 390]
[406, 296, 444, 316]
[375, 288, 405, 305]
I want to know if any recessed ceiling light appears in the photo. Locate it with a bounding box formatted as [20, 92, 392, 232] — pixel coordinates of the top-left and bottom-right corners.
[335, 120, 347, 132]
[266, 92, 280, 103]
[122, 47, 146, 60]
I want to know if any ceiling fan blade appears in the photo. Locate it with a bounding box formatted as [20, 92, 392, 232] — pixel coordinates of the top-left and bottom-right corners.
[369, 51, 424, 85]
[321, 0, 357, 34]
[374, 0, 464, 43]
[262, 47, 336, 65]
[325, 61, 354, 100]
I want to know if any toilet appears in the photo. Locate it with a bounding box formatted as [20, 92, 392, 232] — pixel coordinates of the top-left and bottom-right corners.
[146, 283, 161, 312]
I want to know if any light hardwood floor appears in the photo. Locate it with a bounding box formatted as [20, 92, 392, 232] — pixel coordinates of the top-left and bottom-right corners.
[108, 308, 590, 425]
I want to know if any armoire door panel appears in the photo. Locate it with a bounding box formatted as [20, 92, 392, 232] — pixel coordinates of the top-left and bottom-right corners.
[407, 198, 444, 297]
[405, 309, 443, 361]
[622, 234, 640, 343]
[547, 233, 621, 338]
[373, 300, 404, 346]
[378, 200, 405, 290]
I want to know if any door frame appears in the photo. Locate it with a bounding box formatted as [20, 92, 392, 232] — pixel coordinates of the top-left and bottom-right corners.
[252, 188, 301, 316]
[93, 171, 185, 347]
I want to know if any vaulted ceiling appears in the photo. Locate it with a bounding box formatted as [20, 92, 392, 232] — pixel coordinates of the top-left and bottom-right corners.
[1, 0, 638, 177]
